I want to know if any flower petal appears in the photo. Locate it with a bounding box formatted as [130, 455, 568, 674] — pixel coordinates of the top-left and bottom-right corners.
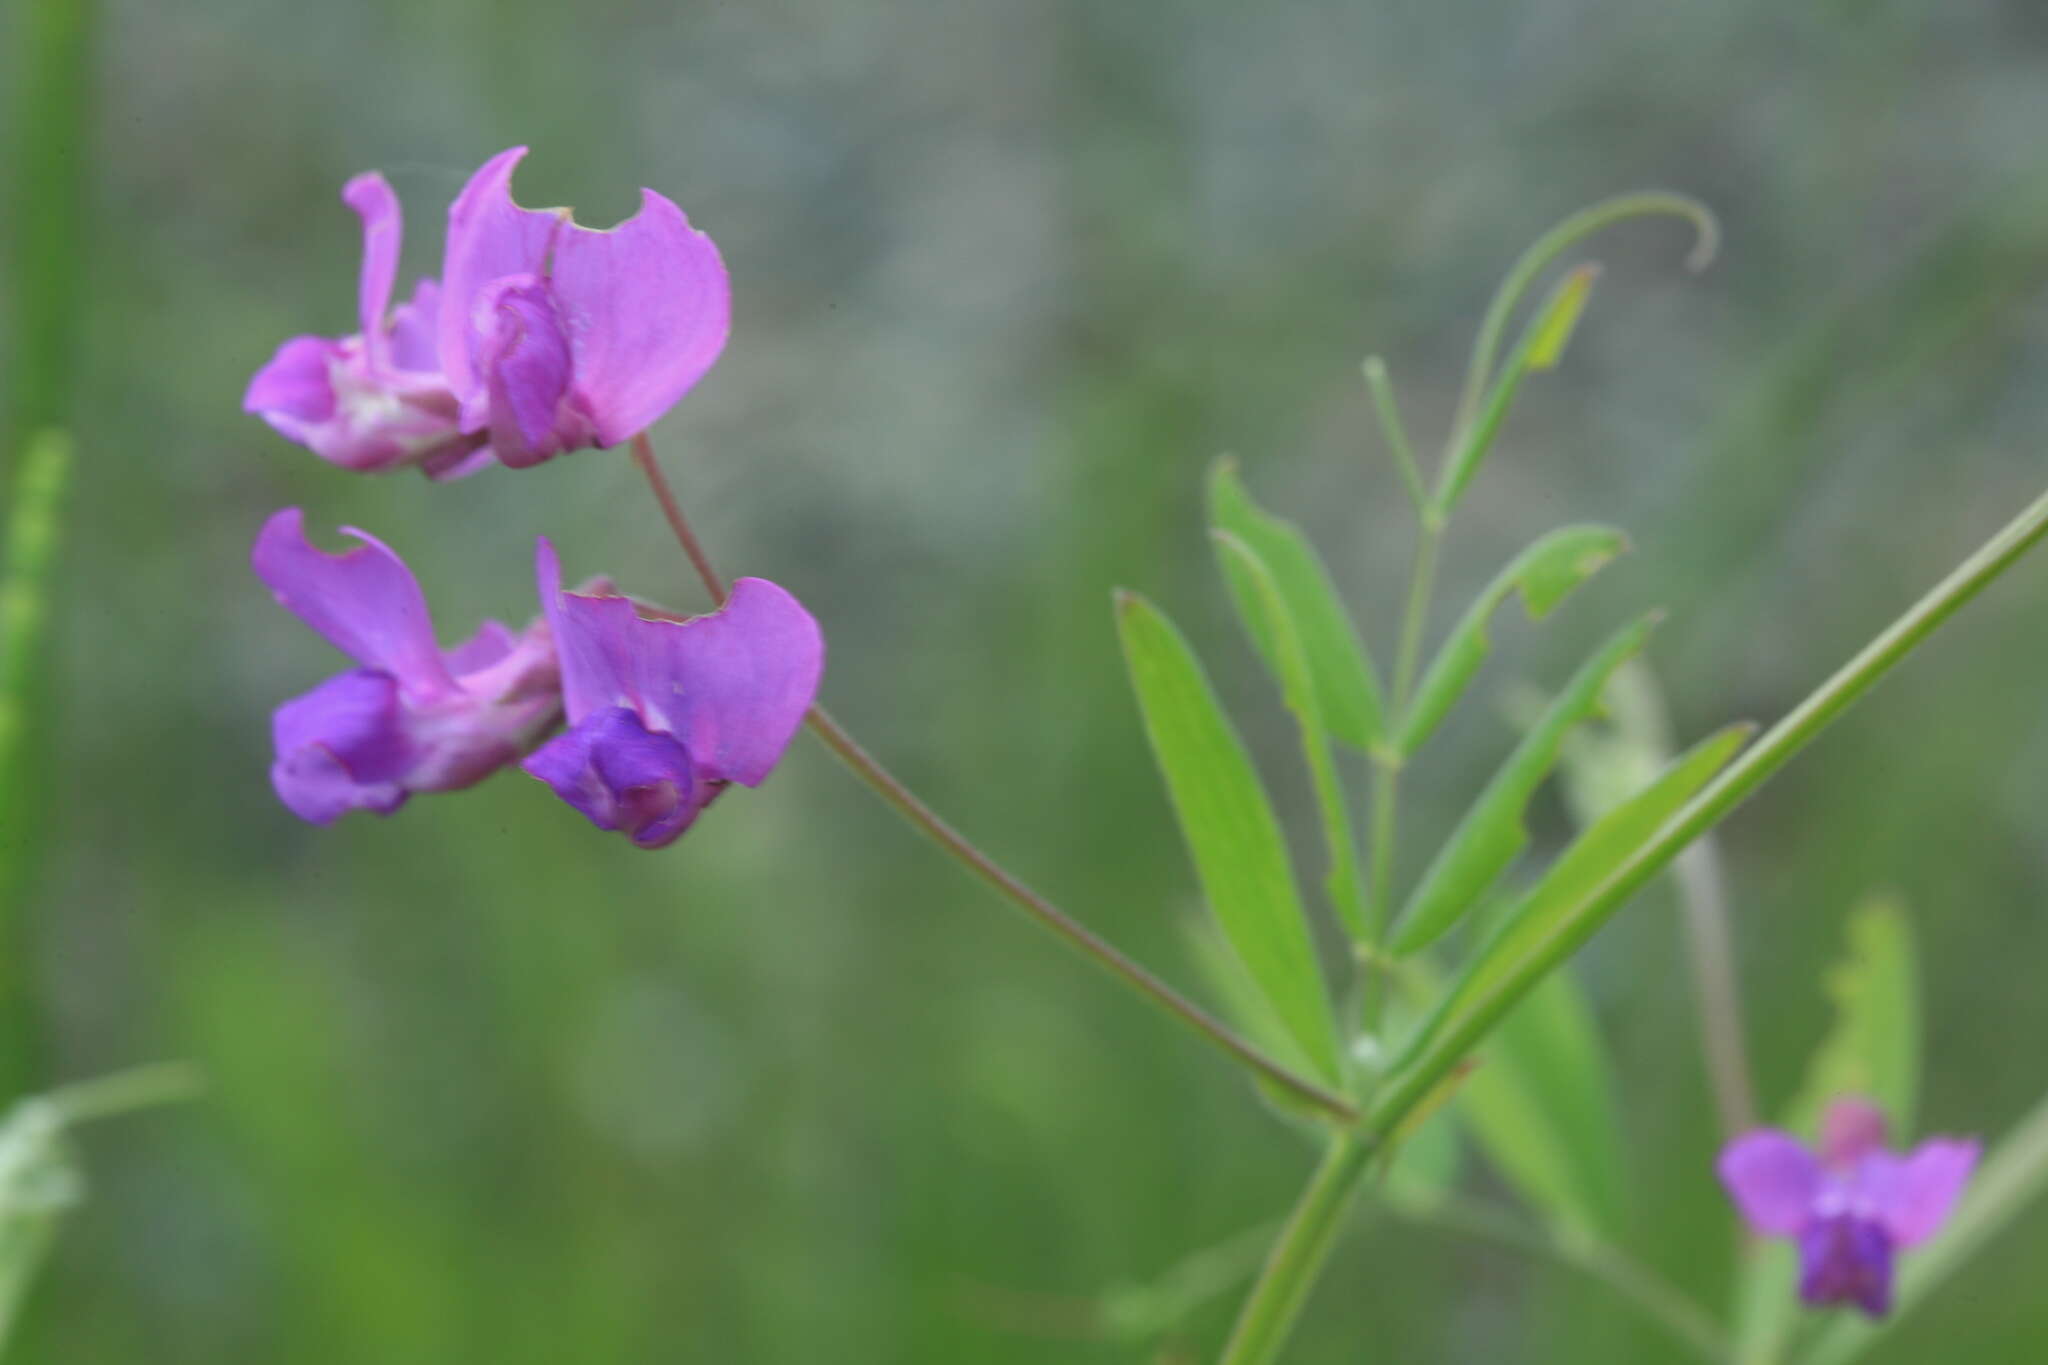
[1797, 1214, 1894, 1317]
[253, 508, 453, 695]
[471, 275, 583, 466]
[245, 335, 344, 434]
[270, 669, 415, 823]
[536, 541, 823, 787]
[523, 706, 704, 849]
[387, 278, 443, 374]
[1878, 1138, 1980, 1249]
[1821, 1097, 1891, 1168]
[547, 186, 730, 446]
[1718, 1130, 1823, 1237]
[439, 147, 564, 406]
[343, 172, 402, 369]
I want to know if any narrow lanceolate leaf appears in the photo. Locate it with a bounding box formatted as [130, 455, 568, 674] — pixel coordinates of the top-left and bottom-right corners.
[1433, 265, 1602, 518]
[1799, 1086, 2048, 1365]
[1117, 591, 1341, 1082]
[1400, 525, 1631, 755]
[1211, 531, 1369, 943]
[1459, 968, 1625, 1241]
[1391, 724, 1753, 1099]
[1784, 895, 1919, 1138]
[1392, 613, 1660, 954]
[1206, 458, 1387, 753]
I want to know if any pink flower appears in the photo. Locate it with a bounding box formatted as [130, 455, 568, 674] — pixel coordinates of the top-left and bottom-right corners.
[1718, 1097, 1979, 1317]
[521, 541, 821, 848]
[254, 509, 559, 821]
[243, 177, 481, 477]
[437, 147, 730, 470]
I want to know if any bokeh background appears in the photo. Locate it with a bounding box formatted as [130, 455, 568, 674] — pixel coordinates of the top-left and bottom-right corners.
[7, 1, 2048, 1360]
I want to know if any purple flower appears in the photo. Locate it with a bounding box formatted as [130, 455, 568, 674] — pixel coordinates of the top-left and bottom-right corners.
[522, 541, 821, 848]
[438, 147, 731, 470]
[254, 509, 560, 823]
[243, 176, 486, 478]
[1718, 1097, 1979, 1317]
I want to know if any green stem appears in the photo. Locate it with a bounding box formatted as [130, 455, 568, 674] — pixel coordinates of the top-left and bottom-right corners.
[628, 437, 1361, 1125]
[1370, 478, 2048, 1142]
[1452, 193, 1718, 437]
[1216, 1132, 1378, 1365]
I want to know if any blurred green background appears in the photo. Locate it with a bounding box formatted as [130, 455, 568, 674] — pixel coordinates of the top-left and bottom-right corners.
[8, 0, 2048, 1360]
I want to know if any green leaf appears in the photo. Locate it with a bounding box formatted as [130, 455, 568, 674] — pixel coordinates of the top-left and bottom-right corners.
[1551, 657, 1679, 826]
[1117, 590, 1341, 1082]
[1392, 612, 1660, 954]
[1784, 895, 1920, 1138]
[1458, 968, 1624, 1241]
[1433, 265, 1602, 518]
[1210, 531, 1369, 943]
[1391, 723, 1754, 1094]
[1182, 920, 1333, 1127]
[1799, 1086, 2048, 1365]
[1206, 459, 1387, 753]
[1400, 525, 1632, 755]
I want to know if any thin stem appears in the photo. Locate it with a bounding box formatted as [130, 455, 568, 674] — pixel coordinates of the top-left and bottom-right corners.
[1391, 1195, 1728, 1363]
[1364, 515, 1443, 1018]
[1217, 1132, 1377, 1365]
[628, 436, 1360, 1125]
[1673, 835, 1758, 1137]
[630, 434, 726, 599]
[1452, 193, 1719, 437]
[1391, 521, 1444, 707]
[1361, 357, 1428, 516]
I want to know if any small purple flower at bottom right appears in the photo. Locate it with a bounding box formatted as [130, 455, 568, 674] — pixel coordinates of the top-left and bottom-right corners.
[1718, 1096, 1979, 1317]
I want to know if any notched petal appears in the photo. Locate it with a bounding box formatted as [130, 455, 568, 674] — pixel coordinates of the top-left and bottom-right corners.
[546, 185, 731, 446]
[254, 509, 454, 693]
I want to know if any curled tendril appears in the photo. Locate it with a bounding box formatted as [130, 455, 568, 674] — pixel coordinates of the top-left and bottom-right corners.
[1453, 192, 1721, 438]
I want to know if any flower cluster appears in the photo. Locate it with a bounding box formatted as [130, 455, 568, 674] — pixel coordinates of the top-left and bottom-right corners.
[1719, 1096, 1979, 1317]
[248, 151, 819, 847]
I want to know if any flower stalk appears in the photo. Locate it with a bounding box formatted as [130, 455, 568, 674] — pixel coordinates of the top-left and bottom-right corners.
[629, 434, 1363, 1126]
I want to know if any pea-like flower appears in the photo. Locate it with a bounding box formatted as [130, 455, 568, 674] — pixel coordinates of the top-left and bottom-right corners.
[243, 176, 482, 478]
[254, 509, 561, 823]
[1718, 1096, 1978, 1317]
[438, 147, 731, 470]
[522, 541, 821, 848]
